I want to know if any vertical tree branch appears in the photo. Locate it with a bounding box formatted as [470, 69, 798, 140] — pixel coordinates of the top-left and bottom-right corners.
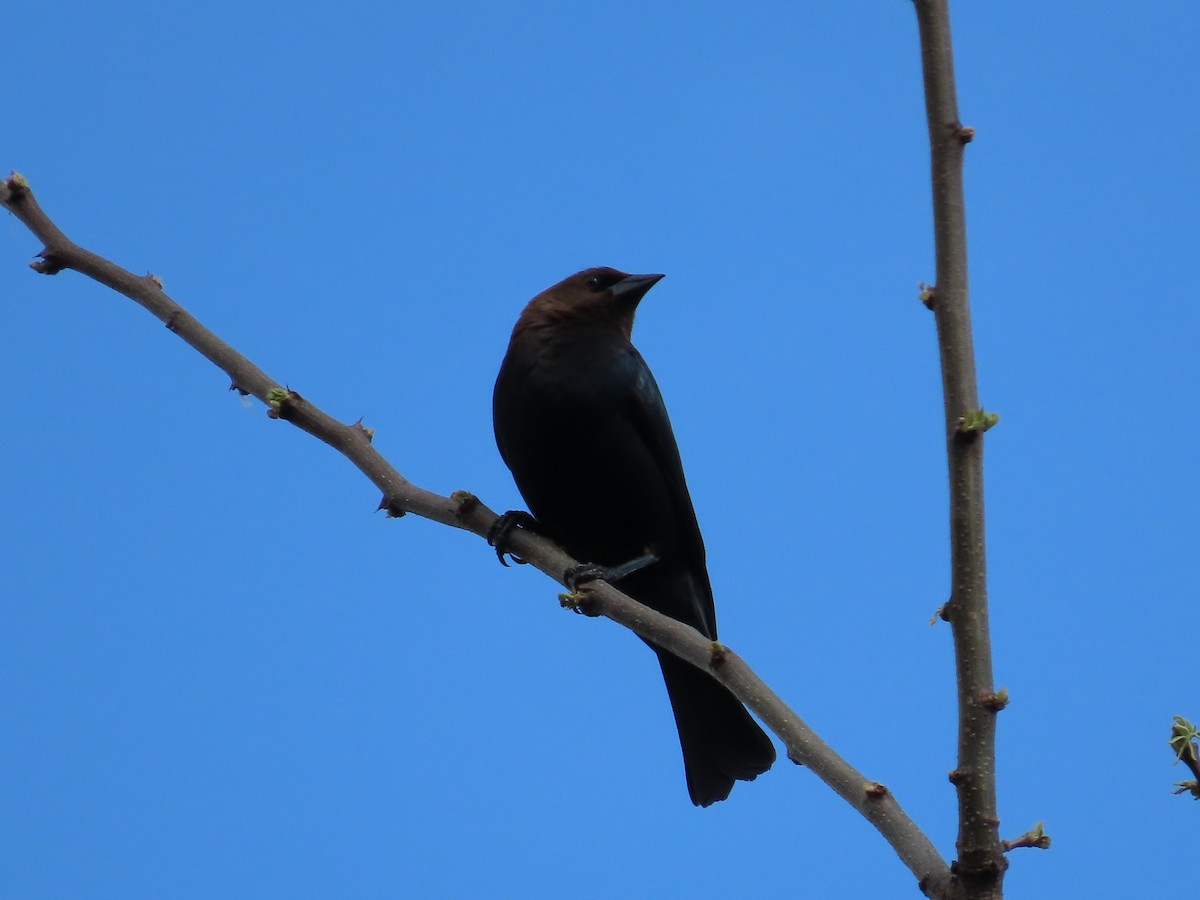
[912, 1, 1006, 896]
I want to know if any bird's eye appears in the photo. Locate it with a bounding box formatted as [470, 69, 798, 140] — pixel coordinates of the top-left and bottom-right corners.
[585, 275, 606, 292]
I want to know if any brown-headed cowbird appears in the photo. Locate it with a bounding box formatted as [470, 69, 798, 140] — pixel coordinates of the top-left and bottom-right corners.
[492, 266, 775, 806]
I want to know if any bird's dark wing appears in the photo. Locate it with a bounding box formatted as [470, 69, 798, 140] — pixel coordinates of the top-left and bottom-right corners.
[623, 346, 716, 635]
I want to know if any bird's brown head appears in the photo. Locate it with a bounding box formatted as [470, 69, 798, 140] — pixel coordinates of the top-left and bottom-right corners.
[515, 267, 665, 340]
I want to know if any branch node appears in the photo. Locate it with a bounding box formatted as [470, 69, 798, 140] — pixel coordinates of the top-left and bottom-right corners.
[1169, 715, 1199, 763]
[451, 490, 479, 514]
[266, 386, 300, 420]
[929, 601, 950, 625]
[31, 249, 67, 275]
[708, 641, 730, 668]
[228, 380, 249, 396]
[1171, 780, 1200, 798]
[864, 781, 889, 800]
[145, 272, 164, 290]
[377, 494, 407, 518]
[948, 768, 966, 785]
[6, 170, 31, 195]
[918, 282, 937, 310]
[1001, 821, 1051, 852]
[957, 408, 1000, 435]
[958, 124, 976, 143]
[1169, 716, 1200, 796]
[558, 587, 600, 617]
[982, 688, 1009, 712]
[350, 418, 375, 442]
[951, 855, 1007, 880]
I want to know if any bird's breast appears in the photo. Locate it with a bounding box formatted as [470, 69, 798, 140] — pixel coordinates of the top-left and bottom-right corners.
[493, 333, 670, 564]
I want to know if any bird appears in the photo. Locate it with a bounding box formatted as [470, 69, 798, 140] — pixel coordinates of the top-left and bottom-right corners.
[491, 266, 776, 806]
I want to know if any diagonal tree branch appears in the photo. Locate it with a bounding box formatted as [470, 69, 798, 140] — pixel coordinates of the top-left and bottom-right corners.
[912, 1, 1006, 896]
[2, 172, 955, 898]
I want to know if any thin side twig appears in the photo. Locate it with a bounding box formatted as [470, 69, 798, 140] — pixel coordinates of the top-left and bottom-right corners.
[1169, 716, 1200, 798]
[2, 173, 955, 899]
[1000, 821, 1051, 853]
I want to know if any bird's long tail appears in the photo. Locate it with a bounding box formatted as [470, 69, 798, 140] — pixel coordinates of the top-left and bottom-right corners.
[655, 650, 776, 806]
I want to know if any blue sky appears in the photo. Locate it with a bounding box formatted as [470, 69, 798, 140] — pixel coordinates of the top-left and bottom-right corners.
[3, 2, 1197, 898]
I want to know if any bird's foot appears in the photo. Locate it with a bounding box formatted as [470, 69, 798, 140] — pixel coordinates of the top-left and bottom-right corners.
[564, 552, 659, 591]
[487, 509, 541, 566]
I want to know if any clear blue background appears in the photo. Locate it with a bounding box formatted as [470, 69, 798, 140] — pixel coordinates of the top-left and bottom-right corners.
[3, 2, 1196, 898]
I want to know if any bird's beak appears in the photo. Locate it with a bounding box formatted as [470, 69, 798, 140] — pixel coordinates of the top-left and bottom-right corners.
[611, 272, 665, 306]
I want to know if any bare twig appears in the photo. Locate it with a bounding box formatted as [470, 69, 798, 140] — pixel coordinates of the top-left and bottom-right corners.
[911, 1, 1006, 896]
[1000, 822, 1051, 852]
[3, 172, 956, 899]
